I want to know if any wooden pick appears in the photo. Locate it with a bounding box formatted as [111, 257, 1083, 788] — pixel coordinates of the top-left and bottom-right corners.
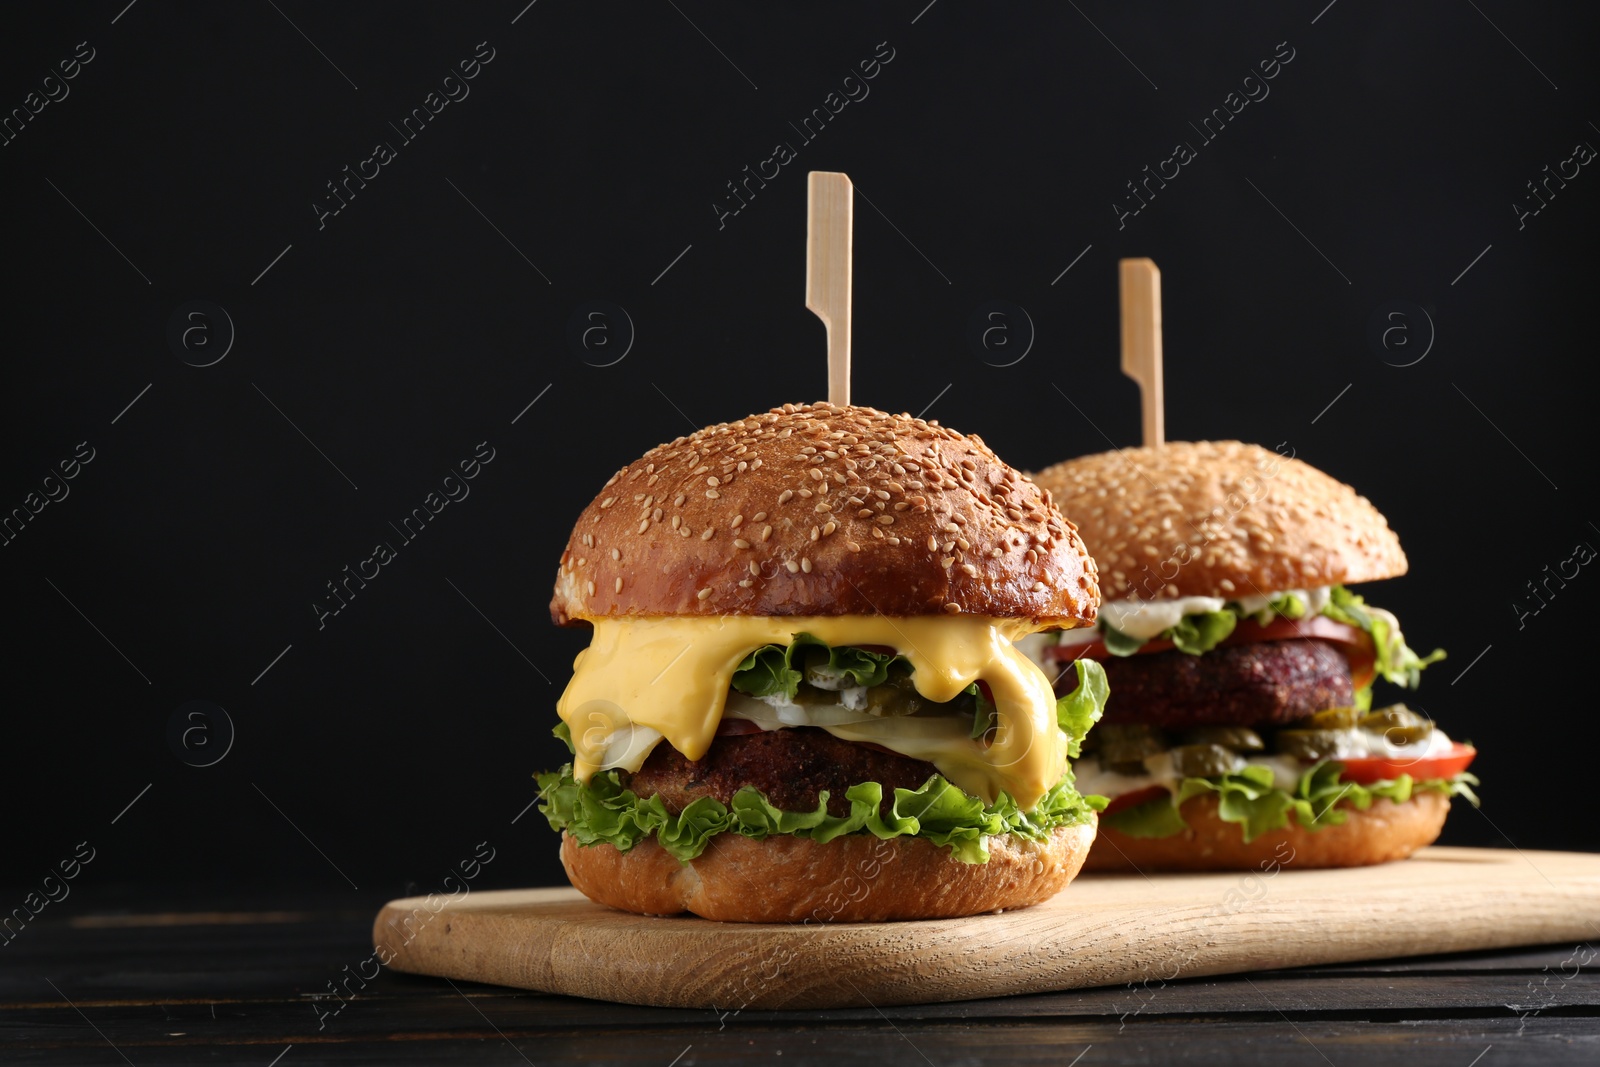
[1118, 257, 1165, 448]
[806, 171, 854, 407]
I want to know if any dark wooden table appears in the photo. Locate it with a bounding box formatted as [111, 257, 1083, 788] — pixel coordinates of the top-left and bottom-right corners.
[4, 892, 1597, 1065]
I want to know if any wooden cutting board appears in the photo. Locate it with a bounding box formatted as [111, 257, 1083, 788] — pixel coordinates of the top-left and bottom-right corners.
[374, 846, 1600, 1010]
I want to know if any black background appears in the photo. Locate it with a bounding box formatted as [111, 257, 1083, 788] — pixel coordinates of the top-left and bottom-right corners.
[3, 1, 1595, 904]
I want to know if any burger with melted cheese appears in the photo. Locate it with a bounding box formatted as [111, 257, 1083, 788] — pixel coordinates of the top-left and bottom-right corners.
[535, 403, 1108, 921]
[1027, 441, 1478, 871]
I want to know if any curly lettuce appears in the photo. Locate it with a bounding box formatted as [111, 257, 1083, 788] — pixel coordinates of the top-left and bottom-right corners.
[536, 764, 1105, 864]
[1101, 760, 1480, 843]
[1321, 586, 1446, 692]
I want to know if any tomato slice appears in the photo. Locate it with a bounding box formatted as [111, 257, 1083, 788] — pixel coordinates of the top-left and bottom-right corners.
[714, 718, 765, 737]
[1334, 741, 1476, 784]
[1100, 785, 1169, 815]
[1051, 615, 1377, 689]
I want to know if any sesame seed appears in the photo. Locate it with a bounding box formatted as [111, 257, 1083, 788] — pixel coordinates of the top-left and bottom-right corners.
[731, 515, 744, 528]
[943, 602, 962, 614]
[809, 469, 824, 482]
[739, 579, 753, 588]
[846, 541, 861, 552]
[941, 556, 955, 569]
[785, 560, 799, 573]
[801, 557, 812, 573]
[706, 489, 720, 499]
[680, 526, 692, 537]
[761, 525, 772, 541]
[652, 508, 663, 522]
[876, 515, 895, 525]
[956, 537, 971, 551]
[637, 520, 650, 534]
[611, 548, 621, 561]
[701, 528, 714, 541]
[614, 577, 624, 593]
[707, 476, 720, 487]
[778, 490, 794, 504]
[961, 563, 978, 577]
[752, 512, 767, 521]
[671, 515, 682, 530]
[749, 561, 760, 575]
[858, 508, 874, 518]
[675, 494, 687, 507]
[734, 538, 751, 549]
[601, 497, 616, 509]
[698, 587, 712, 600]
[822, 521, 837, 536]
[576, 557, 587, 567]
[586, 580, 596, 596]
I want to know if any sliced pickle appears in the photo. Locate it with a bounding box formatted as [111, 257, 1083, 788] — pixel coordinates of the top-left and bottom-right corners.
[1303, 707, 1363, 730]
[1095, 723, 1168, 764]
[1360, 704, 1433, 745]
[863, 673, 925, 716]
[1179, 726, 1265, 752]
[1275, 729, 1349, 761]
[1169, 744, 1244, 778]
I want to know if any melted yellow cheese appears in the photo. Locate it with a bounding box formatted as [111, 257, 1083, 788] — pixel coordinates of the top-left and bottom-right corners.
[557, 615, 1070, 808]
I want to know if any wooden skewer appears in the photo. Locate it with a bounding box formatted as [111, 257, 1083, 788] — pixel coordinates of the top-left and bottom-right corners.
[806, 171, 854, 407]
[1118, 257, 1165, 448]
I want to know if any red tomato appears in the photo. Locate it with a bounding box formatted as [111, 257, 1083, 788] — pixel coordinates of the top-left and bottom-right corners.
[1100, 785, 1169, 815]
[1334, 742, 1476, 784]
[714, 718, 764, 737]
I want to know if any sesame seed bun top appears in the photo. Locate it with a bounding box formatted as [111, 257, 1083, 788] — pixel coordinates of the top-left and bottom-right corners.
[1028, 441, 1407, 603]
[551, 403, 1100, 625]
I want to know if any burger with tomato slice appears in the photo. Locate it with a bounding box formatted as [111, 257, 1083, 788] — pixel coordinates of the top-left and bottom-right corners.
[1026, 440, 1478, 871]
[535, 403, 1109, 921]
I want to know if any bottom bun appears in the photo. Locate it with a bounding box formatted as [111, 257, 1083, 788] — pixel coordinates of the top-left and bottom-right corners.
[560, 821, 1097, 922]
[1085, 791, 1450, 872]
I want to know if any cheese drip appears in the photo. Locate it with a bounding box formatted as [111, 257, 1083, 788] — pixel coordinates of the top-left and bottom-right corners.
[557, 615, 1072, 809]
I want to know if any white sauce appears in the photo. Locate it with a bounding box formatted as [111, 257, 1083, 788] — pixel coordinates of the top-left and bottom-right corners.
[1235, 587, 1331, 619]
[1099, 596, 1227, 639]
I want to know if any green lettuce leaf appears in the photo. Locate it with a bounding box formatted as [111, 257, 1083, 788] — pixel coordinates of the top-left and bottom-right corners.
[967, 681, 996, 739]
[730, 634, 909, 700]
[536, 764, 1102, 865]
[1101, 761, 1480, 843]
[1168, 610, 1237, 654]
[1056, 659, 1109, 757]
[1101, 625, 1148, 656]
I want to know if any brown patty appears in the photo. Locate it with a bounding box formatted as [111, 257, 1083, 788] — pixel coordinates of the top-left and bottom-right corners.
[1096, 639, 1354, 729]
[624, 727, 939, 818]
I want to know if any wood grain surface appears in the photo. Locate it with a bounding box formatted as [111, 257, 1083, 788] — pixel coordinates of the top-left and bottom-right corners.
[373, 846, 1600, 1010]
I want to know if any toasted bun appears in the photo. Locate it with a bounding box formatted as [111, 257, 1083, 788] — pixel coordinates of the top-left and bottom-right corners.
[1084, 791, 1450, 872]
[559, 821, 1097, 922]
[552, 403, 1098, 625]
[1029, 441, 1406, 602]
